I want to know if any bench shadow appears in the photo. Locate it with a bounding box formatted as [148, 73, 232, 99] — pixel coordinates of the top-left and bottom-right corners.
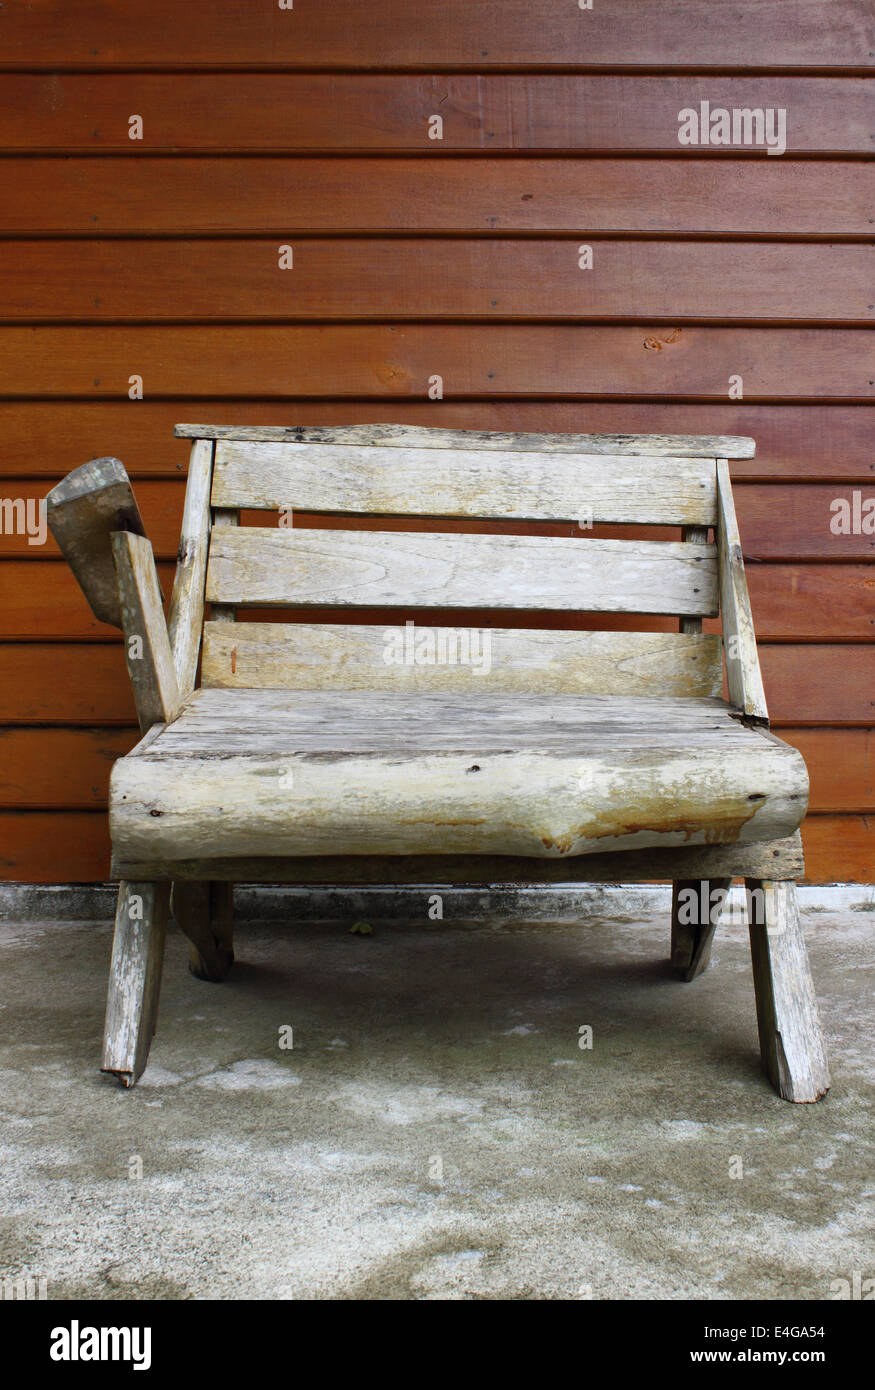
[197, 924, 761, 1086]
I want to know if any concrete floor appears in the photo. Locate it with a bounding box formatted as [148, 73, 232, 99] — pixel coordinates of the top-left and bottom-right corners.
[0, 899, 872, 1301]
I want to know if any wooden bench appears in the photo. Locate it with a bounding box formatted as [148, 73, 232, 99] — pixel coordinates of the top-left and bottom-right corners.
[46, 424, 830, 1102]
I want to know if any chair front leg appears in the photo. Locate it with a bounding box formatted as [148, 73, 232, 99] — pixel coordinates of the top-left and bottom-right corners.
[102, 880, 170, 1087]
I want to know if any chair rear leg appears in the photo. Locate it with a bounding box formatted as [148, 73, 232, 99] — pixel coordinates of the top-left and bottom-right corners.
[745, 879, 830, 1103]
[102, 880, 170, 1087]
[670, 878, 731, 980]
[171, 881, 234, 981]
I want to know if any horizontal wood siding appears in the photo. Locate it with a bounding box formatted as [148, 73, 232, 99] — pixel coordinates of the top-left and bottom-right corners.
[1, 6, 871, 882]
[2, 3, 870, 68]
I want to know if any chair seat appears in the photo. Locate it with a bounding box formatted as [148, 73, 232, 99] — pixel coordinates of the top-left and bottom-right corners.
[109, 688, 808, 868]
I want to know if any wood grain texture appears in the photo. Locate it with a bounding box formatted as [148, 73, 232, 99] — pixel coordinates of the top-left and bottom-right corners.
[716, 461, 769, 721]
[0, 560, 175, 638]
[213, 441, 718, 523]
[205, 424, 752, 457]
[779, 729, 875, 812]
[111, 531, 181, 732]
[746, 570, 875, 643]
[154, 689, 752, 746]
[205, 527, 720, 616]
[167, 439, 212, 697]
[6, 160, 872, 238]
[2, 326, 870, 399]
[1, 403, 868, 481]
[109, 689, 808, 862]
[801, 814, 875, 881]
[737, 485, 875, 559]
[760, 645, 875, 725]
[2, 1, 870, 68]
[44, 456, 144, 628]
[170, 879, 234, 981]
[0, 646, 137, 723]
[112, 836, 807, 888]
[102, 879, 169, 1086]
[0, 727, 137, 806]
[679, 524, 707, 636]
[201, 622, 724, 698]
[746, 879, 830, 1102]
[6, 239, 871, 323]
[2, 77, 871, 153]
[209, 506, 238, 624]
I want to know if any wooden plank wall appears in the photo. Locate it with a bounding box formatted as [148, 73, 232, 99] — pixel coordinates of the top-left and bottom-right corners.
[0, 1, 872, 882]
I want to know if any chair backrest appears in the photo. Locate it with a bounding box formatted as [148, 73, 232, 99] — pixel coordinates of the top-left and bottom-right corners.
[171, 424, 756, 700]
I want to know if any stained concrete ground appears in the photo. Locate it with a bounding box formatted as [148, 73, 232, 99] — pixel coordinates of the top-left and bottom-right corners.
[0, 898, 872, 1301]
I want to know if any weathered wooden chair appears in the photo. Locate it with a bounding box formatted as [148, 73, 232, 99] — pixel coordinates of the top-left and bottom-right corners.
[46, 425, 829, 1101]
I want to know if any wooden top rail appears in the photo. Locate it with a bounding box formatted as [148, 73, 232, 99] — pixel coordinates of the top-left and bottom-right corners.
[175, 422, 756, 459]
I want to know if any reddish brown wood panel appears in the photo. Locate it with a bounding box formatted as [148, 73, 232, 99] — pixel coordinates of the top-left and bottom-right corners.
[0, 812, 112, 883]
[0, 562, 174, 639]
[800, 816, 873, 883]
[4, 239, 870, 324]
[1, 402, 871, 481]
[2, 725, 869, 814]
[738, 485, 875, 559]
[0, 727, 137, 806]
[0, 4, 870, 885]
[761, 645, 875, 726]
[0, 646, 136, 723]
[745, 567, 875, 642]
[1, 76, 870, 152]
[0, 811, 870, 885]
[2, 2, 871, 69]
[780, 729, 875, 813]
[7, 159, 871, 237]
[1, 325, 870, 398]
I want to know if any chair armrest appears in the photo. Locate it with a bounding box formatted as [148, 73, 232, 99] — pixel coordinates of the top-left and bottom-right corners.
[112, 530, 182, 732]
[716, 460, 769, 723]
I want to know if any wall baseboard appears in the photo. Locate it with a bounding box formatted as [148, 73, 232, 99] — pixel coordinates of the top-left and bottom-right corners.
[1, 881, 872, 925]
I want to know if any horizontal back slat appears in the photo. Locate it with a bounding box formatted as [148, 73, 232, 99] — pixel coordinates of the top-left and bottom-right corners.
[205, 528, 718, 617]
[181, 422, 755, 458]
[213, 441, 717, 525]
[201, 622, 723, 697]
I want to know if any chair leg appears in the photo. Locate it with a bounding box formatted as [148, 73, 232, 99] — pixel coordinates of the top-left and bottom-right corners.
[670, 878, 731, 980]
[171, 881, 234, 981]
[102, 880, 170, 1088]
[745, 879, 830, 1103]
